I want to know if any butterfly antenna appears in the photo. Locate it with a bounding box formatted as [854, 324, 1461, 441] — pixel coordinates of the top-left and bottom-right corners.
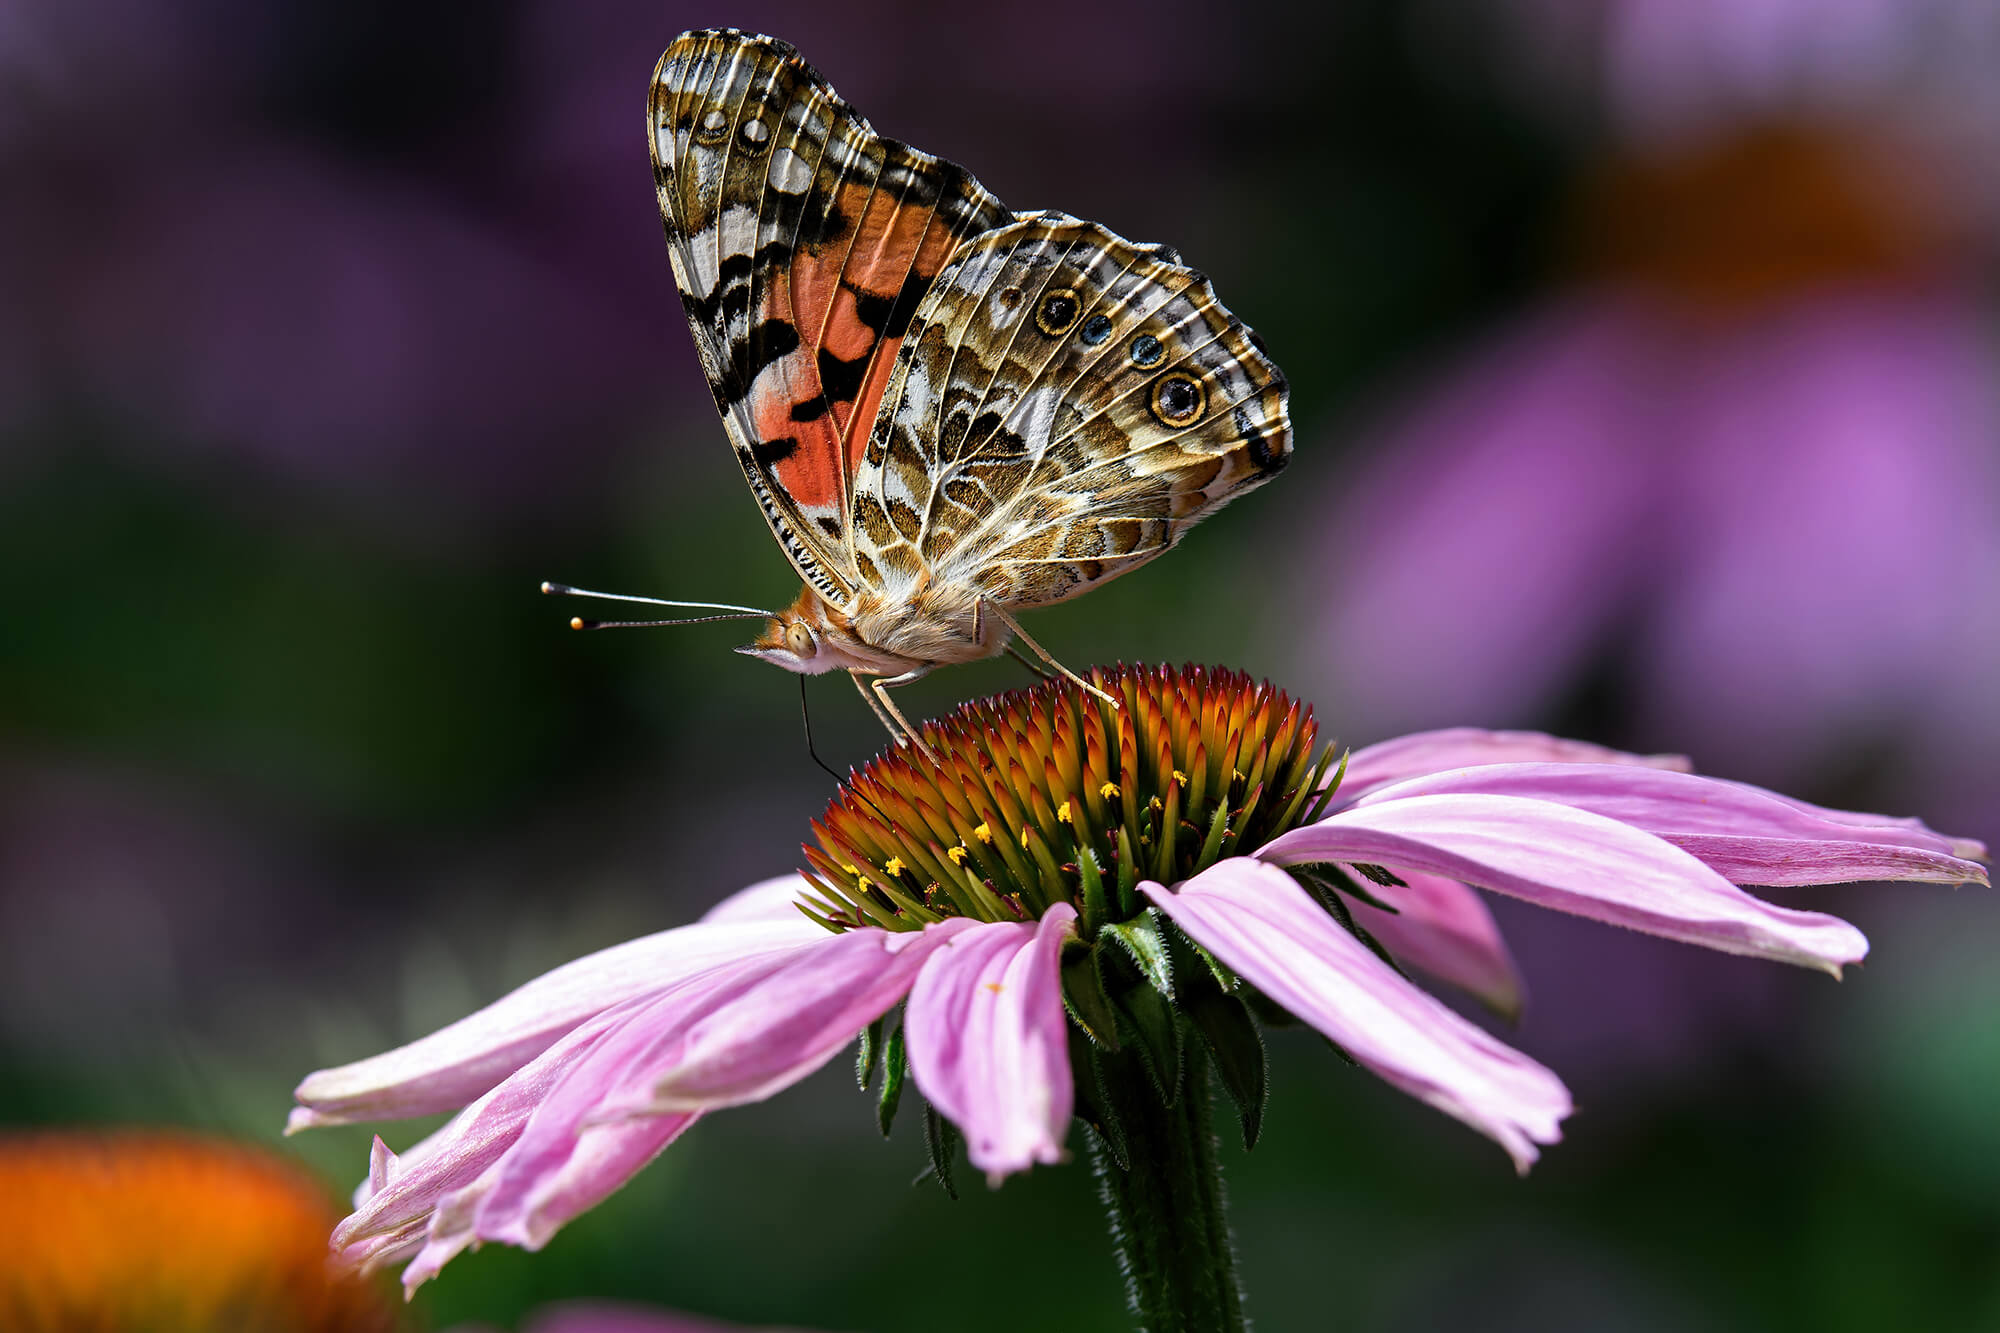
[542, 581, 772, 630]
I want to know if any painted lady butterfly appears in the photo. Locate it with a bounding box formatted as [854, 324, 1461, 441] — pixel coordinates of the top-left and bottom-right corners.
[559, 29, 1290, 743]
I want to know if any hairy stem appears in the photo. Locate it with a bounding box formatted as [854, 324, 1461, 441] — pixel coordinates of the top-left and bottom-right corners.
[1088, 1037, 1248, 1333]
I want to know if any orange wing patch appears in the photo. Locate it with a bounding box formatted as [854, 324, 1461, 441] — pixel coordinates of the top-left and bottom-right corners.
[652, 30, 1012, 608]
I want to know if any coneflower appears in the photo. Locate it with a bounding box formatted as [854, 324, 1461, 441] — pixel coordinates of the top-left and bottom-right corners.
[293, 664, 1984, 1329]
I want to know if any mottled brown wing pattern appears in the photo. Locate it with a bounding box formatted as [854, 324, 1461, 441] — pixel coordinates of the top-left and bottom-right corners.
[850, 213, 1290, 608]
[650, 29, 1014, 610]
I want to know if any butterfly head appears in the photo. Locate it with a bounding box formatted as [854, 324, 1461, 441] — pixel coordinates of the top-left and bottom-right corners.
[737, 586, 899, 676]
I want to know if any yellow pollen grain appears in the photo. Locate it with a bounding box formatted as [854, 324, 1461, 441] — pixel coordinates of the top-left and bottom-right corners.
[856, 876, 874, 892]
[1232, 768, 1246, 784]
[884, 857, 907, 878]
[983, 982, 1005, 994]
[1100, 781, 1120, 799]
[973, 822, 994, 844]
[1148, 796, 1163, 814]
[1172, 770, 1187, 785]
[1056, 799, 1074, 825]
[947, 845, 969, 866]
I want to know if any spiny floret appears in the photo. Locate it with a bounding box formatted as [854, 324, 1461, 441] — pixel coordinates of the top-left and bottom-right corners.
[800, 664, 1344, 934]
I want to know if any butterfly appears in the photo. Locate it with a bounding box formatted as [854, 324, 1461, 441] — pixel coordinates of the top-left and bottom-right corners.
[551, 28, 1290, 745]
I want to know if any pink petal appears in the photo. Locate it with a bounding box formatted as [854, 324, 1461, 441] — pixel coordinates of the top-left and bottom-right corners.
[397, 1103, 691, 1297]
[1144, 862, 1571, 1172]
[700, 873, 818, 923]
[517, 1303, 806, 1333]
[1353, 763, 1990, 887]
[290, 916, 823, 1130]
[1262, 794, 1869, 974]
[904, 905, 1078, 1183]
[329, 995, 647, 1277]
[1339, 728, 1690, 804]
[467, 947, 846, 1248]
[1344, 869, 1527, 1020]
[591, 921, 978, 1118]
[408, 1112, 691, 1295]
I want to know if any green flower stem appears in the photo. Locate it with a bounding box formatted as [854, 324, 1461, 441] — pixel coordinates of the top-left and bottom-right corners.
[1089, 1036, 1247, 1333]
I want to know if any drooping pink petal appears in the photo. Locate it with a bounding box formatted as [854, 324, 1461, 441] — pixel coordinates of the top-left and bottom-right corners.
[467, 946, 850, 1250]
[589, 920, 979, 1119]
[404, 1110, 693, 1296]
[1724, 783, 1989, 864]
[1352, 763, 1990, 887]
[904, 905, 1078, 1183]
[357, 946, 840, 1291]
[1344, 869, 1527, 1020]
[397, 1105, 691, 1297]
[1338, 727, 1691, 804]
[1261, 793, 1869, 974]
[324, 921, 972, 1292]
[700, 873, 818, 924]
[1144, 862, 1571, 1172]
[289, 916, 823, 1130]
[328, 995, 649, 1277]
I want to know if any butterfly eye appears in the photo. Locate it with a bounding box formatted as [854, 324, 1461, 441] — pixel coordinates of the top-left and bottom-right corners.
[1035, 288, 1081, 336]
[1150, 372, 1206, 427]
[785, 622, 816, 656]
[1130, 334, 1164, 367]
[737, 117, 771, 152]
[695, 109, 730, 145]
[1079, 314, 1113, 346]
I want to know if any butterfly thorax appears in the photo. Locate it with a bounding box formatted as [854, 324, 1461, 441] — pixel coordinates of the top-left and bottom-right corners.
[742, 582, 1006, 678]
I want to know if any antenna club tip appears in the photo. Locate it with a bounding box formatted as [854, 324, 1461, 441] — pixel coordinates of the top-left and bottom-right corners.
[570, 617, 586, 631]
[541, 581, 565, 595]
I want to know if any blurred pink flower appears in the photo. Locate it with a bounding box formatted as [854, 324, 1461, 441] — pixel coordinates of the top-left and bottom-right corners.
[1309, 2, 2000, 837]
[291, 670, 1983, 1293]
[451, 1299, 825, 1333]
[1308, 289, 2000, 800]
[1500, 0, 2000, 153]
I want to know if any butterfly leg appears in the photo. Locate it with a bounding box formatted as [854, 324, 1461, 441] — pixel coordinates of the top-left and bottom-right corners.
[850, 669, 938, 758]
[1004, 643, 1055, 680]
[977, 599, 1118, 707]
[874, 670, 936, 757]
[850, 670, 904, 740]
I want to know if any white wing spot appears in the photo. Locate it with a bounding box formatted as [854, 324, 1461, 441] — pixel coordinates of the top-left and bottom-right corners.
[769, 147, 812, 194]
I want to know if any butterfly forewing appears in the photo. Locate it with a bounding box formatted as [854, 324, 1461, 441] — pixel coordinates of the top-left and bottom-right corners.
[650, 30, 1013, 612]
[851, 214, 1291, 610]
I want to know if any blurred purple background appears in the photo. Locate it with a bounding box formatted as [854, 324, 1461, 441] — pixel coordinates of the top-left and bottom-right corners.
[4, 1, 1996, 1329]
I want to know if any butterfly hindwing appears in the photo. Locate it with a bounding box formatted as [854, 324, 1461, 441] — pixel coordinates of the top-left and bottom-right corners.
[850, 213, 1291, 608]
[650, 30, 1013, 610]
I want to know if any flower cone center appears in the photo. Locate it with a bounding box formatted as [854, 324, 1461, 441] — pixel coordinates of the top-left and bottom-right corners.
[799, 664, 1341, 935]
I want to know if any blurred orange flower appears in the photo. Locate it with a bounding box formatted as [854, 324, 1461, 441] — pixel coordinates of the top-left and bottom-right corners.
[0, 1129, 395, 1333]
